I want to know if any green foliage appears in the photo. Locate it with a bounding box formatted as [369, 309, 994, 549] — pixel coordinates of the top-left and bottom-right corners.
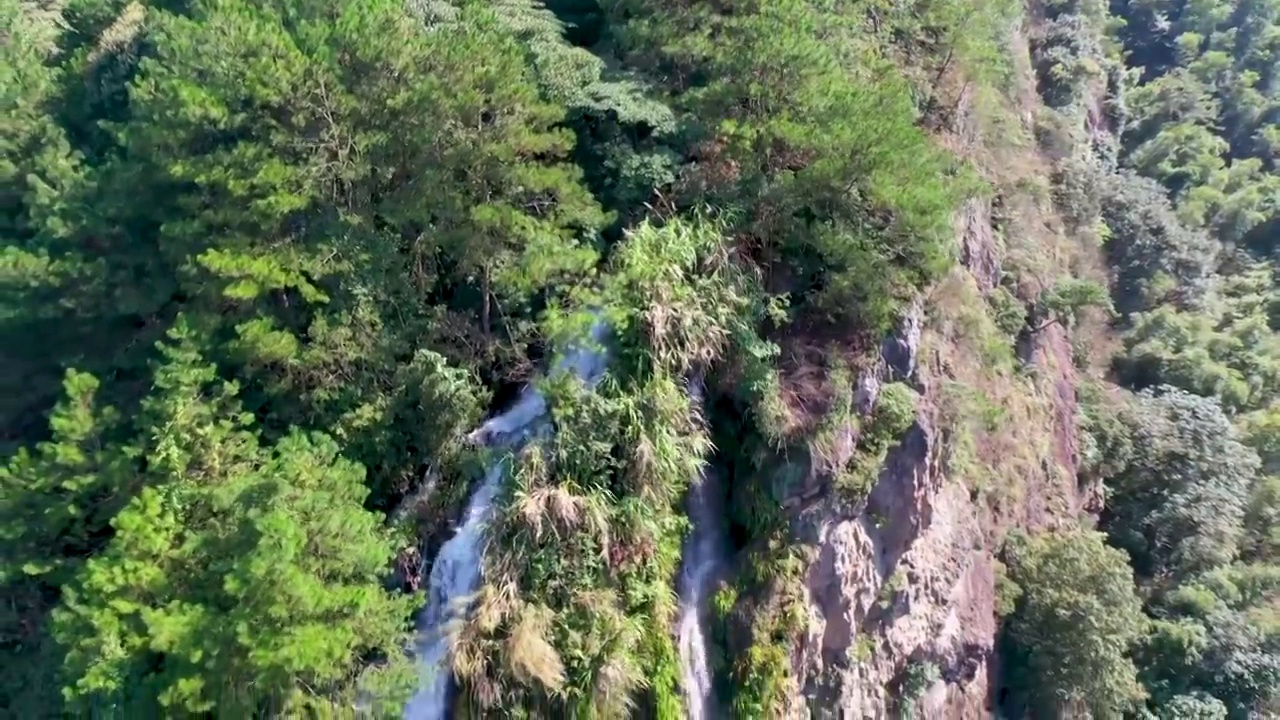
[1076, 380, 1134, 482]
[1135, 565, 1280, 717]
[0, 369, 130, 716]
[1035, 7, 1109, 108]
[732, 641, 791, 718]
[608, 0, 975, 331]
[1116, 0, 1280, 241]
[1002, 528, 1147, 718]
[870, 384, 919, 445]
[1052, 153, 1107, 234]
[1107, 387, 1259, 577]
[127, 0, 604, 328]
[1117, 263, 1280, 412]
[49, 325, 416, 715]
[898, 659, 941, 718]
[891, 0, 1021, 93]
[878, 568, 909, 609]
[992, 559, 1022, 618]
[1, 371, 129, 588]
[834, 382, 918, 502]
[0, 0, 80, 245]
[712, 584, 738, 622]
[449, 219, 759, 715]
[987, 284, 1029, 338]
[591, 217, 766, 378]
[1035, 276, 1113, 330]
[1241, 474, 1280, 563]
[0, 0, 1074, 714]
[1159, 694, 1229, 720]
[1060, 0, 1280, 714]
[1101, 171, 1218, 313]
[723, 540, 808, 719]
[415, 0, 678, 214]
[0, 0, 98, 445]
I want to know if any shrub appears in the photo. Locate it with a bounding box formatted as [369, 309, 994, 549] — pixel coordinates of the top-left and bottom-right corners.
[1052, 154, 1106, 234]
[1034, 277, 1113, 331]
[1154, 693, 1228, 720]
[986, 285, 1028, 338]
[992, 559, 1022, 617]
[1076, 381, 1134, 482]
[899, 660, 941, 718]
[869, 383, 918, 448]
[1033, 13, 1107, 108]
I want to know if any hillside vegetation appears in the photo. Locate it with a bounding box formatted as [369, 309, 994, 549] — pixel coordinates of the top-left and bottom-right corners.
[1, 0, 1276, 717]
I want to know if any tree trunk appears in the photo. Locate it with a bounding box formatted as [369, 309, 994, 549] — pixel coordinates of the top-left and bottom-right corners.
[481, 265, 492, 341]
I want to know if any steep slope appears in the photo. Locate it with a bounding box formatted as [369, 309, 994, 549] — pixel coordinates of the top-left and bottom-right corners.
[771, 60, 1104, 719]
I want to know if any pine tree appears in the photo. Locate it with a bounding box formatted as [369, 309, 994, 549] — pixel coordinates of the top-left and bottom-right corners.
[51, 322, 417, 715]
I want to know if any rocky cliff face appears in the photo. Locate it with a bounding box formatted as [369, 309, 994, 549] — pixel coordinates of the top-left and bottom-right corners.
[783, 183, 1089, 720]
[786, 282, 996, 719]
[725, 7, 1117, 715]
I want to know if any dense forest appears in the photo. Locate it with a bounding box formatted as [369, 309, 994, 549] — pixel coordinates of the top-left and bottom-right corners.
[1, 0, 1276, 717]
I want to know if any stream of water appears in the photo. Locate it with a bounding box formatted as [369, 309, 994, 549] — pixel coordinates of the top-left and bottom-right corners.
[403, 318, 609, 720]
[675, 378, 727, 720]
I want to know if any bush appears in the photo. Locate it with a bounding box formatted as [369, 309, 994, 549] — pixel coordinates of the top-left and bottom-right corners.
[1052, 154, 1106, 234]
[1154, 693, 1228, 720]
[869, 383, 918, 448]
[986, 285, 1028, 338]
[992, 559, 1022, 617]
[899, 660, 941, 718]
[1035, 277, 1113, 330]
[1076, 381, 1134, 481]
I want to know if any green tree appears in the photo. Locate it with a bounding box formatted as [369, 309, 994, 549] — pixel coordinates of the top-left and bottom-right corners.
[0, 0, 93, 445]
[1101, 172, 1217, 314]
[1106, 388, 1259, 577]
[1136, 566, 1280, 717]
[1117, 263, 1280, 412]
[1, 371, 130, 589]
[1003, 528, 1147, 718]
[51, 323, 416, 715]
[607, 0, 974, 332]
[0, 370, 133, 716]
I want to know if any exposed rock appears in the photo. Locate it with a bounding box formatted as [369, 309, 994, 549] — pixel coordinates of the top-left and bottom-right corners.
[780, 91, 1085, 715]
[854, 373, 881, 417]
[774, 443, 833, 512]
[880, 301, 923, 384]
[779, 305, 924, 512]
[794, 402, 996, 719]
[958, 199, 1001, 295]
[764, 18, 1106, 711]
[388, 463, 441, 527]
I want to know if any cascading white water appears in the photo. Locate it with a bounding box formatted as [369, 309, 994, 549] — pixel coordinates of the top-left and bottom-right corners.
[403, 318, 610, 720]
[675, 378, 727, 720]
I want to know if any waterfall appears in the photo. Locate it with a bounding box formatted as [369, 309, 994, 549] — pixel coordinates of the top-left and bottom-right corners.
[675, 378, 727, 720]
[403, 317, 610, 720]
